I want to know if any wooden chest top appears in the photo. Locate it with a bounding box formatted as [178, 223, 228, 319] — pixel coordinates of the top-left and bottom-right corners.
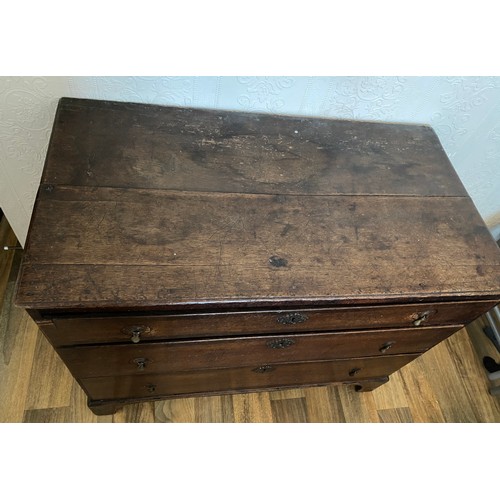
[15, 98, 500, 311]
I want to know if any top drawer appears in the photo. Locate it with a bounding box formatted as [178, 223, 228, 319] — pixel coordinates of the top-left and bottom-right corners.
[39, 300, 496, 347]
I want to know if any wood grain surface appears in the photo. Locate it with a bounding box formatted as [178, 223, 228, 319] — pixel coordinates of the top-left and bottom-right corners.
[42, 97, 467, 197]
[17, 186, 500, 310]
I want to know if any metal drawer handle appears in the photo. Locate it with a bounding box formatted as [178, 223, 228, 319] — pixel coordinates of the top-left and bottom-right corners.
[145, 383, 156, 393]
[379, 341, 395, 353]
[276, 312, 309, 325]
[267, 338, 295, 349]
[349, 368, 361, 377]
[252, 365, 275, 374]
[133, 357, 148, 371]
[121, 324, 151, 343]
[412, 311, 432, 327]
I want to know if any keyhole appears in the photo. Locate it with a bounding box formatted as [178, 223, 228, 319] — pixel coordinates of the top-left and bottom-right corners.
[252, 365, 275, 373]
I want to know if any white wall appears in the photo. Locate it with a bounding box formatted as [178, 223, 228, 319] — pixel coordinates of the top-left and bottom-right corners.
[1, 76, 500, 245]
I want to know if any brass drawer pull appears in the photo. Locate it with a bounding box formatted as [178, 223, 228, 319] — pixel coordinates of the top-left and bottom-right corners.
[133, 357, 148, 371]
[121, 324, 151, 343]
[411, 311, 435, 326]
[379, 341, 395, 353]
[276, 312, 309, 325]
[349, 368, 361, 377]
[252, 365, 275, 373]
[267, 338, 295, 349]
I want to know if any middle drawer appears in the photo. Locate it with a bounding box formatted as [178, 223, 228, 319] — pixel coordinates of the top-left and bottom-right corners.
[58, 325, 460, 379]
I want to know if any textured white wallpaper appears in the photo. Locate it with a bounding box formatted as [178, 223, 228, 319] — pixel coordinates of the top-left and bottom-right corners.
[1, 76, 500, 245]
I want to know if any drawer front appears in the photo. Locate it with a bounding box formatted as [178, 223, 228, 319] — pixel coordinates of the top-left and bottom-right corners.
[80, 353, 419, 401]
[58, 325, 459, 379]
[43, 300, 495, 346]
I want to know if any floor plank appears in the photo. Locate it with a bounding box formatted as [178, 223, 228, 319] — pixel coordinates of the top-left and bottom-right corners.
[194, 395, 234, 423]
[25, 333, 73, 410]
[337, 384, 379, 423]
[378, 407, 414, 423]
[23, 407, 73, 423]
[271, 397, 308, 423]
[232, 392, 274, 423]
[113, 402, 156, 423]
[0, 312, 39, 422]
[371, 370, 410, 411]
[0, 244, 39, 422]
[419, 337, 482, 423]
[398, 357, 447, 423]
[326, 386, 348, 423]
[303, 386, 338, 423]
[155, 398, 196, 423]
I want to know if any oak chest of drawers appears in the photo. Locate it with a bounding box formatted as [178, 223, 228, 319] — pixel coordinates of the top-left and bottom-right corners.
[15, 97, 500, 415]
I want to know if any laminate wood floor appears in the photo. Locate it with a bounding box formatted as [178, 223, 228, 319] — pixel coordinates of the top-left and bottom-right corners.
[1, 216, 499, 423]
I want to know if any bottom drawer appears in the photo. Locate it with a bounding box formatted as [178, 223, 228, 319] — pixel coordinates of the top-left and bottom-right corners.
[80, 353, 418, 401]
